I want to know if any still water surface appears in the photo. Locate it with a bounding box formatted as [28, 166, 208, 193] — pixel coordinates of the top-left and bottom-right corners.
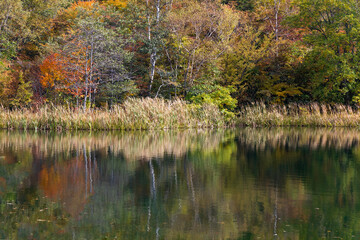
[0, 128, 359, 239]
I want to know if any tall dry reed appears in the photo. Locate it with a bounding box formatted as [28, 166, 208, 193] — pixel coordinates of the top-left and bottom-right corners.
[237, 102, 360, 127]
[0, 98, 226, 131]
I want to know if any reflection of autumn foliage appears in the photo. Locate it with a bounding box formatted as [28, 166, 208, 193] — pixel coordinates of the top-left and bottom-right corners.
[0, 177, 6, 194]
[38, 155, 98, 218]
[1, 129, 360, 238]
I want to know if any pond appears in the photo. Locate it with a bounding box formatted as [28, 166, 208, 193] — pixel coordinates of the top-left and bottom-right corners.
[0, 128, 359, 239]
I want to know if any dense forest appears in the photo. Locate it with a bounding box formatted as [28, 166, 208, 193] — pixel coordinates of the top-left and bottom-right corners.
[1, 0, 360, 112]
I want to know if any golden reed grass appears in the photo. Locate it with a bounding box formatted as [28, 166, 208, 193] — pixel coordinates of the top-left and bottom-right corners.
[4, 100, 359, 130]
[237, 102, 360, 127]
[0, 98, 226, 131]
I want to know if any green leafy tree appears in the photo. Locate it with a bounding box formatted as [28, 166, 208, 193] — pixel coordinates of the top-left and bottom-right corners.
[165, 0, 240, 97]
[0, 0, 28, 59]
[289, 0, 360, 103]
[190, 85, 238, 119]
[220, 12, 274, 102]
[0, 60, 12, 106]
[222, 0, 254, 11]
[252, 54, 304, 103]
[11, 72, 33, 107]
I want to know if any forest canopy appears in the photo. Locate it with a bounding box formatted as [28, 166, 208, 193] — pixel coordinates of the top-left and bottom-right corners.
[1, 0, 360, 110]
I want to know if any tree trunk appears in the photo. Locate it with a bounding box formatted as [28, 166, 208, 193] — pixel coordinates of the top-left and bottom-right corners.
[148, 0, 162, 94]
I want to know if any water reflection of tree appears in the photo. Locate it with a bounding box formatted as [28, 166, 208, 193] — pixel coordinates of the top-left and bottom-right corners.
[0, 130, 232, 239]
[235, 128, 360, 239]
[1, 129, 360, 239]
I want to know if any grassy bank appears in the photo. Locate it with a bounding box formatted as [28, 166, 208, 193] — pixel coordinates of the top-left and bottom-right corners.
[0, 98, 227, 131]
[3, 100, 360, 130]
[238, 103, 360, 127]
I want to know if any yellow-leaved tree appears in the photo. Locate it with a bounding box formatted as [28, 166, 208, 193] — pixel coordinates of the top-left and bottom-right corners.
[103, 0, 128, 9]
[165, 0, 240, 96]
[0, 60, 13, 106]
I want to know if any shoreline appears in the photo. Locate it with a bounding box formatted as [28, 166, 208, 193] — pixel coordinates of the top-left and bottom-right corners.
[2, 101, 360, 131]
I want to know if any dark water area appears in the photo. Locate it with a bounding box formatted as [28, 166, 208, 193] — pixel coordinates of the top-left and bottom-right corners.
[0, 128, 360, 239]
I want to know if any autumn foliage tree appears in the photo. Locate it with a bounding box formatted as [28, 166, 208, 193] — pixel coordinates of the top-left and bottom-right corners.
[163, 0, 239, 98]
[3, 0, 360, 110]
[40, 1, 133, 108]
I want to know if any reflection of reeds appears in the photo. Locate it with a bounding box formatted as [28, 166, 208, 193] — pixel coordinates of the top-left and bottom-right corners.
[1, 128, 358, 161]
[0, 98, 225, 130]
[238, 103, 360, 127]
[0, 130, 230, 161]
[237, 127, 360, 150]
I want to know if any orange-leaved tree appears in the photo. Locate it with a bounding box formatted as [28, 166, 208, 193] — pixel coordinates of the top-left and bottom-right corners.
[42, 1, 133, 108]
[40, 45, 89, 106]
